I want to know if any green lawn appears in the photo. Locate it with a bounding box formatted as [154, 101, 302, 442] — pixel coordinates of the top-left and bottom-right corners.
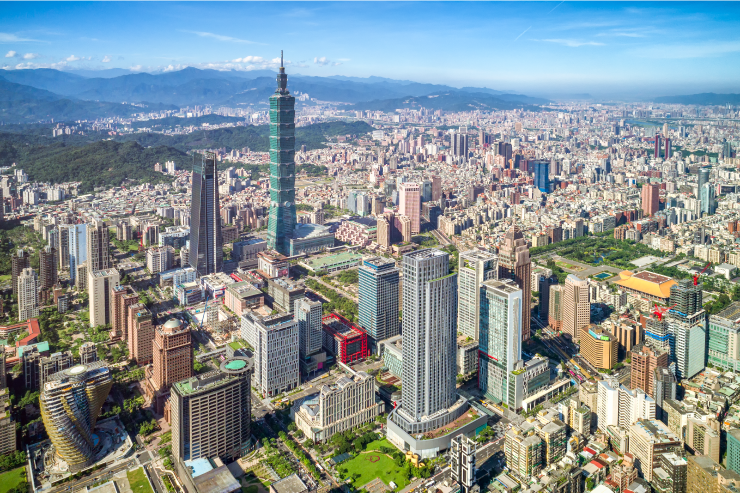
[0, 466, 26, 492]
[340, 447, 409, 491]
[127, 467, 154, 493]
[364, 438, 394, 452]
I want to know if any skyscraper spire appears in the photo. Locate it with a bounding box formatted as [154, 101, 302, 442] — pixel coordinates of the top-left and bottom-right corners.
[276, 50, 288, 94]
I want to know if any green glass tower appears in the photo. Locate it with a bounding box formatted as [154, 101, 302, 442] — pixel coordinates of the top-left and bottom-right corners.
[267, 51, 296, 255]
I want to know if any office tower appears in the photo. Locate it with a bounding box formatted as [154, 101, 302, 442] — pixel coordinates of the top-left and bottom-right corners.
[597, 377, 620, 429]
[431, 175, 442, 202]
[631, 345, 670, 397]
[128, 303, 154, 364]
[641, 183, 660, 217]
[39, 362, 113, 472]
[189, 151, 223, 276]
[653, 367, 677, 423]
[68, 223, 88, 284]
[398, 182, 421, 234]
[39, 351, 74, 389]
[728, 428, 740, 476]
[457, 250, 498, 341]
[111, 285, 138, 341]
[376, 216, 391, 249]
[664, 138, 672, 160]
[505, 424, 544, 480]
[499, 226, 532, 341]
[86, 220, 110, 272]
[392, 249, 458, 434]
[654, 135, 662, 158]
[147, 245, 174, 274]
[698, 167, 716, 217]
[18, 267, 39, 321]
[580, 325, 618, 370]
[171, 358, 252, 467]
[254, 313, 299, 397]
[11, 249, 29, 295]
[39, 246, 57, 291]
[0, 388, 15, 455]
[88, 269, 119, 328]
[562, 274, 589, 341]
[652, 450, 687, 493]
[79, 342, 98, 365]
[358, 257, 400, 353]
[538, 276, 553, 320]
[266, 55, 297, 255]
[628, 421, 680, 480]
[453, 133, 469, 159]
[451, 435, 476, 493]
[667, 279, 706, 379]
[549, 285, 564, 331]
[534, 160, 550, 193]
[295, 298, 323, 358]
[294, 365, 381, 442]
[58, 226, 70, 269]
[479, 279, 522, 407]
[150, 318, 192, 413]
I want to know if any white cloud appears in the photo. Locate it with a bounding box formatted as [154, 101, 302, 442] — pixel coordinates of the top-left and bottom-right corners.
[539, 39, 605, 47]
[314, 56, 341, 66]
[0, 33, 40, 43]
[2, 60, 67, 70]
[66, 55, 80, 62]
[632, 40, 740, 59]
[184, 31, 262, 45]
[4, 50, 16, 58]
[163, 64, 187, 72]
[22, 53, 39, 59]
[129, 65, 143, 72]
[102, 55, 111, 63]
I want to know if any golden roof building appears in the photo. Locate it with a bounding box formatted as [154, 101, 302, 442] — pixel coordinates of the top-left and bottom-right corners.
[613, 270, 677, 304]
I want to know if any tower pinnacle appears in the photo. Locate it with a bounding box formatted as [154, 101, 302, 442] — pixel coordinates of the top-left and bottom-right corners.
[276, 50, 288, 94]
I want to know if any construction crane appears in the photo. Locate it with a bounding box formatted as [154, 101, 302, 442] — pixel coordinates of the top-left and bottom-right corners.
[653, 302, 677, 321]
[199, 296, 210, 331]
[694, 263, 711, 286]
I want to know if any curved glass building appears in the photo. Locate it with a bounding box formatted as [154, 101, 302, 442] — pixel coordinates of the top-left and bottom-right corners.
[39, 362, 113, 472]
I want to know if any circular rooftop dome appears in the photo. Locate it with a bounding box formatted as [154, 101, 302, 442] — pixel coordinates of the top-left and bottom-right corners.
[225, 360, 247, 371]
[68, 365, 86, 375]
[163, 318, 182, 331]
[220, 357, 252, 374]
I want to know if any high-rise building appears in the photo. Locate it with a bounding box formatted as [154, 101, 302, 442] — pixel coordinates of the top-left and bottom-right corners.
[295, 298, 323, 358]
[479, 279, 522, 407]
[686, 455, 740, 493]
[452, 133, 469, 159]
[111, 285, 138, 341]
[254, 313, 299, 397]
[11, 249, 29, 295]
[39, 362, 113, 472]
[391, 249, 458, 434]
[727, 428, 740, 476]
[457, 250, 498, 341]
[549, 285, 564, 331]
[150, 318, 193, 413]
[398, 182, 421, 234]
[579, 325, 618, 370]
[562, 274, 589, 341]
[79, 342, 98, 365]
[0, 388, 15, 456]
[708, 302, 740, 371]
[628, 419, 680, 482]
[431, 175, 442, 202]
[533, 160, 550, 193]
[499, 226, 532, 341]
[189, 152, 223, 276]
[653, 367, 677, 423]
[88, 269, 119, 328]
[698, 167, 716, 217]
[631, 343, 670, 397]
[358, 257, 400, 352]
[18, 267, 39, 321]
[266, 55, 297, 255]
[664, 138, 672, 160]
[641, 183, 660, 217]
[39, 351, 74, 389]
[451, 435, 477, 493]
[39, 246, 57, 291]
[505, 423, 544, 480]
[171, 358, 252, 467]
[667, 279, 706, 379]
[128, 303, 154, 365]
[86, 220, 110, 272]
[655, 135, 662, 158]
[67, 224, 88, 284]
[652, 450, 687, 493]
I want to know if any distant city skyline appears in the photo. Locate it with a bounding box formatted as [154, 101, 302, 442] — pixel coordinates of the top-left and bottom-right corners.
[2, 2, 740, 98]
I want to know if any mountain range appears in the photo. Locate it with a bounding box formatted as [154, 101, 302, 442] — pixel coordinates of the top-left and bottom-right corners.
[0, 67, 550, 122]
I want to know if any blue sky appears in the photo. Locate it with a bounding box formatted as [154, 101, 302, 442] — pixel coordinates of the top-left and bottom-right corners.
[2, 2, 740, 97]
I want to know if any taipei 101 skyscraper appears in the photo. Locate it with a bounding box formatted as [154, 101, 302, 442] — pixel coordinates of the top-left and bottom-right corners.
[267, 51, 297, 255]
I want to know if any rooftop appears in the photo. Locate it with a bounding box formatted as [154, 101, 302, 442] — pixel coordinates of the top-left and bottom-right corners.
[302, 251, 362, 269]
[614, 270, 677, 299]
[293, 222, 332, 239]
[270, 474, 308, 493]
[716, 302, 740, 322]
